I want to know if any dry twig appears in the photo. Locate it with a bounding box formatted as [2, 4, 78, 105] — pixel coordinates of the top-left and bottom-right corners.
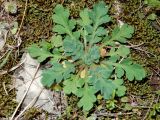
[3, 82, 8, 95]
[0, 57, 26, 75]
[10, 64, 40, 120]
[14, 88, 43, 120]
[15, 0, 28, 37]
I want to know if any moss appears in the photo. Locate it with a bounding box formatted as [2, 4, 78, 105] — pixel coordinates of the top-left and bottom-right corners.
[17, 0, 56, 48]
[59, 95, 84, 119]
[120, 0, 159, 98]
[121, 0, 160, 69]
[23, 107, 42, 120]
[0, 75, 17, 117]
[0, 9, 20, 119]
[117, 0, 160, 119]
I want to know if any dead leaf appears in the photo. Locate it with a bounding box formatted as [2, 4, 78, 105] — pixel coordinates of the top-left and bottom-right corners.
[100, 48, 107, 57]
[80, 69, 86, 78]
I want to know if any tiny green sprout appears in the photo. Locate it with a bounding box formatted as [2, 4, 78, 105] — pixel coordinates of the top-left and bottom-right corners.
[4, 1, 17, 14]
[147, 13, 157, 21]
[28, 1, 146, 111]
[11, 22, 18, 34]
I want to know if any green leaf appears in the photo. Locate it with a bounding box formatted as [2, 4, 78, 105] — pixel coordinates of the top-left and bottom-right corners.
[53, 4, 69, 26]
[95, 27, 107, 36]
[124, 64, 146, 81]
[77, 86, 97, 111]
[82, 45, 100, 65]
[121, 97, 129, 103]
[52, 4, 76, 36]
[109, 24, 134, 43]
[113, 79, 124, 86]
[50, 48, 63, 63]
[89, 1, 111, 26]
[108, 55, 120, 63]
[87, 1, 111, 45]
[147, 13, 157, 20]
[39, 41, 52, 50]
[50, 35, 63, 47]
[41, 61, 75, 87]
[117, 46, 130, 57]
[89, 66, 116, 99]
[63, 36, 84, 60]
[104, 59, 146, 81]
[28, 44, 53, 62]
[113, 79, 126, 97]
[63, 76, 84, 94]
[108, 46, 130, 57]
[116, 86, 126, 97]
[115, 67, 124, 78]
[79, 8, 92, 26]
[11, 22, 18, 34]
[124, 103, 133, 111]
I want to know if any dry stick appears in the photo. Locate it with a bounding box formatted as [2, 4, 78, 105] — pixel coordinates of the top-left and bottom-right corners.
[97, 112, 134, 117]
[127, 42, 156, 57]
[127, 42, 144, 48]
[14, 88, 43, 120]
[0, 49, 9, 60]
[47, 92, 59, 112]
[3, 82, 9, 95]
[0, 31, 8, 52]
[15, 0, 28, 37]
[132, 47, 156, 58]
[0, 49, 12, 69]
[156, 19, 160, 26]
[151, 68, 160, 77]
[0, 57, 26, 75]
[10, 64, 40, 120]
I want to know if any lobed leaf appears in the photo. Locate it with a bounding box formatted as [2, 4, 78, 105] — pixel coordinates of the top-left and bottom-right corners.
[89, 66, 116, 99]
[79, 8, 92, 26]
[41, 61, 75, 87]
[28, 44, 53, 63]
[123, 63, 146, 81]
[77, 86, 97, 111]
[63, 76, 84, 94]
[52, 4, 76, 36]
[104, 58, 146, 81]
[108, 46, 130, 57]
[113, 79, 126, 97]
[89, 1, 111, 26]
[110, 24, 134, 43]
[89, 2, 111, 45]
[63, 36, 84, 60]
[82, 45, 100, 65]
[50, 35, 63, 47]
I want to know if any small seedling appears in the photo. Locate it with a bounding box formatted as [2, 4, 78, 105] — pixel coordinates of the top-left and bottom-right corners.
[4, 1, 17, 14]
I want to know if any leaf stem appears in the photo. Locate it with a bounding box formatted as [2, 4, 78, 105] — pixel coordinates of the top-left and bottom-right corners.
[89, 23, 98, 48]
[84, 29, 87, 51]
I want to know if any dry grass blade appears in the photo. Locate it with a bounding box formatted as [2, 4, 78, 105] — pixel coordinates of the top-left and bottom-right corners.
[14, 88, 43, 120]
